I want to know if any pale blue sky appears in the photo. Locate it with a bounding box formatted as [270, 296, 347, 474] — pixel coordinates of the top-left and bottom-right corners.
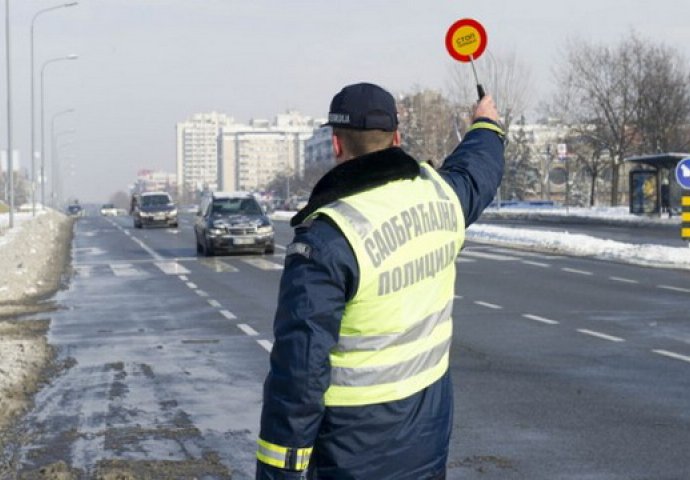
[2, 0, 689, 202]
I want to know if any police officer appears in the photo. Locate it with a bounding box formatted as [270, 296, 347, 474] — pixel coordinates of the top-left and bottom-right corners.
[256, 82, 504, 480]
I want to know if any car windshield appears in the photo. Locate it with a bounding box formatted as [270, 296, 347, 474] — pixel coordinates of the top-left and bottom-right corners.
[68, 205, 81, 213]
[212, 198, 262, 215]
[141, 195, 171, 206]
[102, 204, 115, 209]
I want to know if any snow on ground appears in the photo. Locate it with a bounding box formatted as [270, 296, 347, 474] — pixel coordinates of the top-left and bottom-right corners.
[272, 206, 690, 271]
[466, 224, 689, 270]
[0, 209, 72, 429]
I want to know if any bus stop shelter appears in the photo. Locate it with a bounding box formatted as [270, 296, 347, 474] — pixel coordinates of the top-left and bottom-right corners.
[624, 153, 689, 215]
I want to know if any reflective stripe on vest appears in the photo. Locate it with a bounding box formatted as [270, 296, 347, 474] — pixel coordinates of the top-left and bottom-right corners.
[309, 163, 465, 406]
[257, 438, 312, 471]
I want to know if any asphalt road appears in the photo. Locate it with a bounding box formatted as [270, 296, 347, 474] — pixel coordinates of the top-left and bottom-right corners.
[8, 213, 690, 479]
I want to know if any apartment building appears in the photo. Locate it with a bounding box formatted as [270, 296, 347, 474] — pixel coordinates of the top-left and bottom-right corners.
[304, 125, 335, 171]
[218, 111, 323, 192]
[176, 112, 233, 197]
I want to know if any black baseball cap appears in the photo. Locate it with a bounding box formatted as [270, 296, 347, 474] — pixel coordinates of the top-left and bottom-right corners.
[325, 83, 398, 132]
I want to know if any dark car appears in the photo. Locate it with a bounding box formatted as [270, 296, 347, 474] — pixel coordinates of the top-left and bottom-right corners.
[66, 204, 84, 217]
[132, 192, 178, 228]
[194, 192, 274, 256]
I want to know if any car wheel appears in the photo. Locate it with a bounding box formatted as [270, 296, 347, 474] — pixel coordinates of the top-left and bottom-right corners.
[171, 223, 178, 228]
[265, 244, 275, 255]
[134, 221, 142, 229]
[203, 237, 215, 257]
[195, 233, 203, 254]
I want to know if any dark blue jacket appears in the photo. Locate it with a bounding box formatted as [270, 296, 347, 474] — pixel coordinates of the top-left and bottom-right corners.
[257, 120, 504, 480]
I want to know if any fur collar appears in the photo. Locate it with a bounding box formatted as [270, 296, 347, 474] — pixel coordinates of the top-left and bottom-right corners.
[290, 147, 420, 226]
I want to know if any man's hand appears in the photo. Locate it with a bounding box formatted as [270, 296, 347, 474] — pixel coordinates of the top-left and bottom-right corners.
[472, 95, 499, 123]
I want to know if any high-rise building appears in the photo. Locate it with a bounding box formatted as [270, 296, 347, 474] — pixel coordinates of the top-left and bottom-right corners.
[304, 126, 335, 171]
[218, 111, 323, 192]
[176, 112, 233, 198]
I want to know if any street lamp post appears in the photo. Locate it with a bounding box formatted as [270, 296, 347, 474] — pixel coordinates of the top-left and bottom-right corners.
[51, 129, 75, 207]
[30, 2, 78, 215]
[39, 54, 78, 208]
[4, 0, 14, 228]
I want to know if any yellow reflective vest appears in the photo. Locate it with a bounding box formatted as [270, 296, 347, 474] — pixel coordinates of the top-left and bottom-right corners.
[307, 163, 465, 407]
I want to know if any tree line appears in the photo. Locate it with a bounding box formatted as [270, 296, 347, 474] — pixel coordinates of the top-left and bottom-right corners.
[281, 32, 689, 209]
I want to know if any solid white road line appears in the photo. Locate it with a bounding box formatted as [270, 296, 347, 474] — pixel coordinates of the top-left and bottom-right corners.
[609, 276, 639, 284]
[127, 235, 164, 261]
[657, 285, 690, 294]
[652, 349, 690, 364]
[257, 339, 273, 352]
[474, 301, 503, 310]
[195, 290, 209, 297]
[276, 244, 287, 250]
[220, 310, 237, 320]
[237, 324, 259, 336]
[562, 268, 593, 276]
[208, 299, 221, 308]
[522, 314, 559, 325]
[186, 282, 197, 289]
[577, 329, 625, 342]
[522, 260, 551, 268]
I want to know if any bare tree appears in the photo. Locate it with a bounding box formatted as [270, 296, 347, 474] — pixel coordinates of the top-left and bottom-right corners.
[447, 49, 532, 134]
[565, 131, 609, 206]
[550, 33, 690, 206]
[630, 36, 690, 153]
[503, 115, 540, 201]
[397, 88, 458, 167]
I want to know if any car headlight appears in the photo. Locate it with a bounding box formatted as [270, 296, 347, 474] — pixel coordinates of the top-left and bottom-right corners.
[168, 209, 177, 216]
[257, 225, 273, 234]
[208, 228, 223, 236]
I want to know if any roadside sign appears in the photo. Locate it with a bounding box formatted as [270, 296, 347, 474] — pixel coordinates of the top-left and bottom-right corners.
[445, 18, 487, 63]
[676, 158, 690, 190]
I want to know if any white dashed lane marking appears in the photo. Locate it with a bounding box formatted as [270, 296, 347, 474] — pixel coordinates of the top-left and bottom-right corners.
[208, 299, 221, 308]
[195, 290, 209, 297]
[474, 301, 503, 310]
[577, 329, 625, 342]
[220, 310, 237, 320]
[522, 260, 550, 268]
[562, 268, 593, 276]
[462, 250, 520, 261]
[237, 324, 259, 336]
[522, 314, 559, 325]
[609, 276, 639, 284]
[657, 285, 690, 294]
[652, 349, 690, 364]
[186, 282, 197, 289]
[257, 339, 273, 352]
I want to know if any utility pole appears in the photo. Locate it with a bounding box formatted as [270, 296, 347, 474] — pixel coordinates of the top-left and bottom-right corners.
[5, 0, 14, 228]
